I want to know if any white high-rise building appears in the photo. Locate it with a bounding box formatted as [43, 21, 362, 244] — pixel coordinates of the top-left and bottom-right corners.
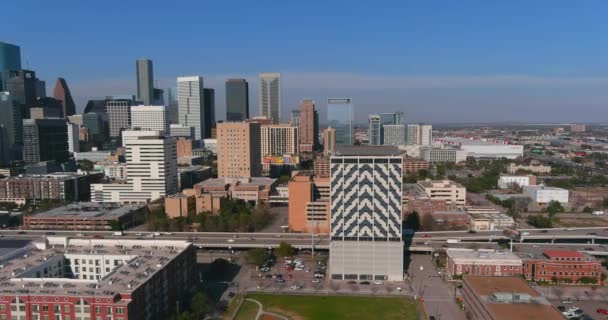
[91, 131, 177, 203]
[66, 122, 79, 153]
[382, 124, 406, 145]
[177, 76, 205, 140]
[419, 124, 433, 146]
[406, 124, 432, 146]
[121, 129, 162, 147]
[258, 73, 281, 124]
[329, 146, 404, 281]
[130, 105, 169, 133]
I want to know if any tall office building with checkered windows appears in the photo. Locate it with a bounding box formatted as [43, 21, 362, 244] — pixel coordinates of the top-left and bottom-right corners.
[329, 146, 404, 281]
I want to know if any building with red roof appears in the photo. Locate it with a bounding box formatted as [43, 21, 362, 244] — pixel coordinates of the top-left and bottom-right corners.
[519, 250, 602, 285]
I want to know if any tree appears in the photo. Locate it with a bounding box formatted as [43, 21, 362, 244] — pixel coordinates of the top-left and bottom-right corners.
[276, 241, 295, 257]
[190, 292, 212, 318]
[108, 220, 122, 231]
[245, 248, 268, 266]
[603, 198, 608, 209]
[582, 206, 594, 213]
[546, 201, 564, 217]
[78, 159, 94, 171]
[404, 212, 421, 231]
[421, 214, 436, 231]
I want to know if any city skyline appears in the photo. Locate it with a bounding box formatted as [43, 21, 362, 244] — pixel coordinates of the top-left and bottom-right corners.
[3, 1, 608, 123]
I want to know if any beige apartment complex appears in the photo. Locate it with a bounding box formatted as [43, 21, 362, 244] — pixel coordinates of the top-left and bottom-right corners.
[217, 122, 261, 178]
[260, 124, 299, 157]
[416, 179, 466, 207]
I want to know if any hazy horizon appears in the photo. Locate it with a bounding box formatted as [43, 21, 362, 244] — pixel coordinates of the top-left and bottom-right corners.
[5, 1, 608, 123]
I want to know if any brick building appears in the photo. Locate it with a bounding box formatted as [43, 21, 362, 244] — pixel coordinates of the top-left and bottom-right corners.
[288, 171, 330, 233]
[520, 250, 603, 285]
[313, 157, 330, 178]
[0, 172, 103, 203]
[24, 202, 147, 231]
[462, 276, 563, 320]
[0, 238, 196, 320]
[446, 249, 523, 278]
[402, 158, 431, 175]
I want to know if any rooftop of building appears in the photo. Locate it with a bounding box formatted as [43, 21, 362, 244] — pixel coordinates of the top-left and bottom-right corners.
[1, 172, 97, 181]
[523, 185, 568, 191]
[417, 179, 465, 189]
[28, 202, 146, 220]
[177, 165, 212, 173]
[197, 177, 276, 188]
[333, 146, 405, 157]
[543, 250, 585, 259]
[0, 238, 191, 298]
[436, 137, 515, 146]
[464, 276, 562, 320]
[447, 249, 522, 262]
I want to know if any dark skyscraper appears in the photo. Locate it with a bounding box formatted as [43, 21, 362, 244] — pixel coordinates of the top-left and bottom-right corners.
[22, 118, 69, 164]
[0, 42, 21, 91]
[225, 79, 249, 121]
[0, 93, 23, 162]
[53, 78, 76, 117]
[166, 87, 179, 124]
[136, 59, 154, 105]
[4, 69, 37, 119]
[203, 88, 215, 139]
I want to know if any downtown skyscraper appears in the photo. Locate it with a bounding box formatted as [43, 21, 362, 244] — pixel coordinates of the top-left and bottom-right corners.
[0, 42, 21, 91]
[225, 78, 249, 121]
[258, 73, 281, 123]
[52, 77, 76, 117]
[299, 99, 318, 152]
[327, 98, 353, 146]
[177, 76, 206, 140]
[136, 59, 154, 105]
[369, 112, 404, 146]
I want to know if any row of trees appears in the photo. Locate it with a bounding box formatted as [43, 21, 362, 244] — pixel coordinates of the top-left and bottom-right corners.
[245, 242, 296, 266]
[147, 199, 274, 232]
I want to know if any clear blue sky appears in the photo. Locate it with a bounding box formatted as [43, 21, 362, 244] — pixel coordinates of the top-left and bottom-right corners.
[5, 0, 608, 123]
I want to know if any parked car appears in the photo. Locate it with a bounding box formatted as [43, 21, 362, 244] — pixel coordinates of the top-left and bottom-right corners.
[290, 285, 301, 290]
[373, 280, 384, 285]
[359, 281, 370, 285]
[311, 279, 321, 283]
[598, 309, 608, 315]
[422, 234, 432, 238]
[347, 280, 357, 285]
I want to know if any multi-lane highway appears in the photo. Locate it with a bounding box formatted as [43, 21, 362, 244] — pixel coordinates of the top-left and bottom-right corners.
[1, 226, 607, 251]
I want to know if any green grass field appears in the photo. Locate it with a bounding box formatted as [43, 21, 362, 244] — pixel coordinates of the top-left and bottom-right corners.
[234, 300, 260, 320]
[246, 294, 418, 320]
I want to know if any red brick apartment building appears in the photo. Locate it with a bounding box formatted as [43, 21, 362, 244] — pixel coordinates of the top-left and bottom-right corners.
[0, 238, 196, 320]
[520, 250, 603, 284]
[446, 249, 523, 278]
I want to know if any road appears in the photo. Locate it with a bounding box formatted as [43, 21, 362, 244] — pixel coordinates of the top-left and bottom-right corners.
[407, 253, 466, 320]
[1, 226, 607, 251]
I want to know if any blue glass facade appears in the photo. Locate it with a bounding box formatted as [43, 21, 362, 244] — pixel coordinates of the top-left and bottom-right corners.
[327, 98, 353, 145]
[0, 42, 22, 91]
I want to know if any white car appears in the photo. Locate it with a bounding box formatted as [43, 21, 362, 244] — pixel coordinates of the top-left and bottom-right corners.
[227, 239, 235, 243]
[290, 285, 301, 290]
[592, 211, 605, 215]
[311, 279, 321, 283]
[373, 280, 384, 285]
[561, 299, 573, 304]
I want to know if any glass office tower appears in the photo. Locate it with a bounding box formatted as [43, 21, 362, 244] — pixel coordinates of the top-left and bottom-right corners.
[0, 42, 21, 91]
[327, 98, 353, 146]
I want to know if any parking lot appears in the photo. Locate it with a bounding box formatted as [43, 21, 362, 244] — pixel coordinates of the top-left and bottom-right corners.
[550, 299, 608, 320]
[245, 252, 407, 295]
[254, 253, 328, 291]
